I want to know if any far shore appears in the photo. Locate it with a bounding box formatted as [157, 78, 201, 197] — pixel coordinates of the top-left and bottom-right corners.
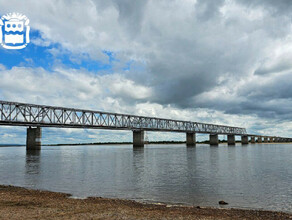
[0, 185, 291, 219]
[0, 140, 289, 147]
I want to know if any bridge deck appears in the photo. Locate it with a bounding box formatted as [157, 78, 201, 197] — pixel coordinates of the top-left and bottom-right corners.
[0, 101, 247, 135]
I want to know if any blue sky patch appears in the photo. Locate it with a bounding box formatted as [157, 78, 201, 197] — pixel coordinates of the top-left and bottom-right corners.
[0, 29, 116, 73]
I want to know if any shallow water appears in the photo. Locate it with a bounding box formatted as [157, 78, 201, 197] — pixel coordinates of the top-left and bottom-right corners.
[0, 143, 291, 212]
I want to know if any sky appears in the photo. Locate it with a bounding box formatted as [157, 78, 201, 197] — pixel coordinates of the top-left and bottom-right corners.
[1, 0, 292, 144]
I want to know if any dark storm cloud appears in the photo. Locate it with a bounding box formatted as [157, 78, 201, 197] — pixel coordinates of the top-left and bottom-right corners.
[237, 0, 292, 14]
[254, 62, 291, 75]
[195, 0, 225, 21]
[193, 67, 292, 121]
[122, 0, 292, 122]
[113, 0, 147, 36]
[239, 72, 292, 101]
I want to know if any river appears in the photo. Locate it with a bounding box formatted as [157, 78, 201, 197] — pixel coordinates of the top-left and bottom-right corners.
[0, 143, 291, 213]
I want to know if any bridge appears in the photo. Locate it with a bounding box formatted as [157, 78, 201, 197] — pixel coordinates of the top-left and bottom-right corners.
[0, 100, 291, 150]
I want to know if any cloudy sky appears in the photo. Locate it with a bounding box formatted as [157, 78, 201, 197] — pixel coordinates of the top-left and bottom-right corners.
[1, 0, 292, 144]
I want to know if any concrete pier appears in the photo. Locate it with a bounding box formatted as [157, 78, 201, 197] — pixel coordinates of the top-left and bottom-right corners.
[26, 127, 42, 150]
[133, 130, 144, 147]
[210, 134, 218, 146]
[250, 136, 255, 144]
[269, 137, 274, 142]
[257, 136, 262, 143]
[264, 137, 268, 143]
[241, 135, 248, 145]
[227, 135, 235, 145]
[186, 132, 196, 146]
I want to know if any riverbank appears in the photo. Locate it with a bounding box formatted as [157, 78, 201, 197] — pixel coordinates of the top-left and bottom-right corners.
[0, 185, 291, 219]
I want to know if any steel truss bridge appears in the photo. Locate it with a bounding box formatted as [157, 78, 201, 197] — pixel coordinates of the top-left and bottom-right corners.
[0, 101, 247, 135]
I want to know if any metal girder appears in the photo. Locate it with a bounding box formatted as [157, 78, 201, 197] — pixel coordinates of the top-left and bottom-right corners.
[0, 101, 247, 135]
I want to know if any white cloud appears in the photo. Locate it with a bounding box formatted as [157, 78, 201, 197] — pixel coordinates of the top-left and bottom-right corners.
[0, 66, 152, 111]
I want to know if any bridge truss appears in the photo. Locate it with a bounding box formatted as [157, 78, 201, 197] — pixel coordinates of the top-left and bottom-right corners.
[0, 101, 247, 135]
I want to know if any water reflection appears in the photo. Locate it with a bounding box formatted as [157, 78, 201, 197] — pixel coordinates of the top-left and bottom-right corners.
[25, 150, 41, 174]
[25, 150, 41, 187]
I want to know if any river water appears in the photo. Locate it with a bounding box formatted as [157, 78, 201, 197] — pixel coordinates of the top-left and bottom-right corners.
[0, 143, 291, 212]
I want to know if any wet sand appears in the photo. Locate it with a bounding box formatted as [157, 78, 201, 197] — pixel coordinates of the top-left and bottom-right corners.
[0, 185, 291, 219]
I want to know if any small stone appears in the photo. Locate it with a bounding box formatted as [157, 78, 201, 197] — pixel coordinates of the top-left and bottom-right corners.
[219, 200, 228, 205]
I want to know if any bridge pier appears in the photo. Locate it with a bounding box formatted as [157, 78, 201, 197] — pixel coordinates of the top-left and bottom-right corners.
[26, 127, 42, 150]
[186, 132, 196, 146]
[257, 136, 262, 143]
[269, 137, 274, 142]
[264, 137, 268, 143]
[227, 135, 235, 145]
[133, 130, 144, 147]
[209, 134, 218, 146]
[250, 136, 255, 144]
[241, 135, 248, 145]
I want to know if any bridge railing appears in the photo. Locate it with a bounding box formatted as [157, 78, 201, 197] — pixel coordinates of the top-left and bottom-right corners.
[0, 101, 247, 135]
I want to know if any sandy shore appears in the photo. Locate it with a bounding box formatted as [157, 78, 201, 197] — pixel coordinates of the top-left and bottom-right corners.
[0, 185, 291, 219]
